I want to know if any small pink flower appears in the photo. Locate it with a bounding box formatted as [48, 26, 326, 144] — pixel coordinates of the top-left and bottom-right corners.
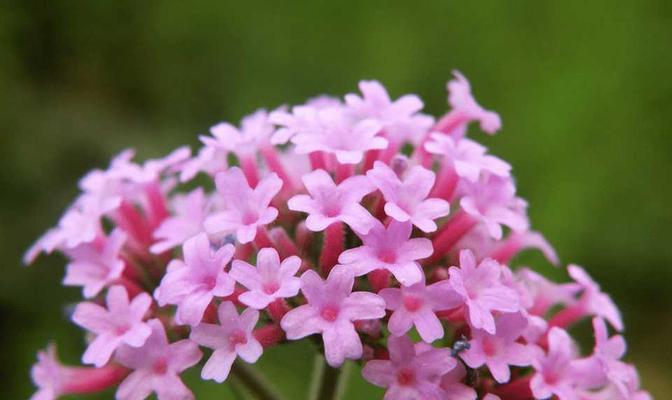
[517, 268, 578, 316]
[585, 317, 631, 396]
[448, 250, 520, 334]
[30, 344, 126, 400]
[72, 286, 152, 367]
[568, 265, 623, 331]
[439, 363, 477, 400]
[62, 229, 127, 298]
[379, 278, 461, 342]
[150, 188, 209, 254]
[366, 161, 450, 233]
[288, 169, 376, 234]
[338, 220, 432, 286]
[115, 319, 202, 400]
[446, 71, 501, 135]
[344, 80, 433, 144]
[154, 233, 236, 326]
[179, 145, 228, 182]
[230, 247, 302, 309]
[202, 109, 274, 156]
[269, 105, 322, 145]
[190, 302, 263, 382]
[290, 108, 386, 164]
[424, 133, 510, 182]
[280, 266, 385, 366]
[530, 327, 582, 400]
[204, 167, 283, 243]
[458, 175, 529, 240]
[362, 334, 455, 400]
[460, 312, 533, 383]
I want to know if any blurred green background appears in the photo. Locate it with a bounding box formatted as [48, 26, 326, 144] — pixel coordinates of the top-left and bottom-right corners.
[1, 0, 670, 398]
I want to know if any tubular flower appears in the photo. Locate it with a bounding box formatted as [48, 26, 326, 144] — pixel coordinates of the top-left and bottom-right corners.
[24, 75, 648, 399]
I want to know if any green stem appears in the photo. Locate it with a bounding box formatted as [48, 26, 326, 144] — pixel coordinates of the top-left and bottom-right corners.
[230, 362, 284, 400]
[309, 355, 350, 400]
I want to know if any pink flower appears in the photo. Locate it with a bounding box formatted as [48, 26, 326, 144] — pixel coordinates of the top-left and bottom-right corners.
[288, 169, 376, 234]
[586, 317, 631, 396]
[204, 167, 283, 244]
[458, 175, 529, 240]
[72, 286, 152, 367]
[460, 312, 534, 383]
[446, 71, 501, 135]
[568, 265, 623, 331]
[25, 194, 121, 265]
[154, 233, 236, 326]
[424, 133, 510, 182]
[379, 278, 461, 342]
[338, 220, 432, 286]
[344, 80, 433, 144]
[362, 334, 455, 400]
[530, 327, 582, 400]
[448, 250, 520, 334]
[366, 161, 450, 233]
[190, 302, 263, 382]
[269, 105, 322, 145]
[290, 108, 386, 164]
[179, 145, 228, 182]
[517, 268, 578, 316]
[280, 266, 385, 366]
[62, 229, 127, 298]
[115, 319, 202, 400]
[150, 188, 209, 254]
[201, 109, 274, 156]
[30, 344, 126, 400]
[439, 363, 477, 400]
[230, 247, 302, 309]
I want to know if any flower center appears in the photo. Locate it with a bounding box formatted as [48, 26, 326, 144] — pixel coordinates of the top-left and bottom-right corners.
[114, 324, 130, 336]
[396, 368, 415, 386]
[262, 281, 280, 295]
[242, 211, 259, 225]
[202, 275, 217, 290]
[377, 249, 397, 264]
[482, 337, 498, 357]
[152, 358, 168, 375]
[402, 295, 423, 312]
[320, 305, 340, 322]
[229, 330, 248, 347]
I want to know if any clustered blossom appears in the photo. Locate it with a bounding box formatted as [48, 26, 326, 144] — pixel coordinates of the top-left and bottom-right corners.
[24, 71, 649, 400]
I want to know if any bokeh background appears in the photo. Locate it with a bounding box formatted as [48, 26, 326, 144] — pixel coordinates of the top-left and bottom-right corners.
[1, 0, 671, 398]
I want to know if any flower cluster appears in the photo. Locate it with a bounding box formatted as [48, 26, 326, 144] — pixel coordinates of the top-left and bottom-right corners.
[25, 73, 649, 400]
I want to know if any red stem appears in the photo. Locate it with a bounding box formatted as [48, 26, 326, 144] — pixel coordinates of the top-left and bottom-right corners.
[427, 211, 476, 264]
[320, 222, 344, 276]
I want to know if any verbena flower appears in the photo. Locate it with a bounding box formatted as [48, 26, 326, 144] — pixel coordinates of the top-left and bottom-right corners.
[24, 74, 649, 400]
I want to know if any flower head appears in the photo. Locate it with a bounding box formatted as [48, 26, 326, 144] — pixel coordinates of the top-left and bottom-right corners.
[362, 334, 456, 400]
[379, 278, 461, 342]
[230, 247, 302, 309]
[72, 286, 152, 367]
[367, 161, 450, 232]
[290, 108, 386, 164]
[345, 80, 433, 144]
[446, 71, 501, 135]
[190, 302, 262, 382]
[150, 188, 209, 254]
[448, 249, 520, 334]
[288, 169, 376, 233]
[154, 233, 236, 326]
[115, 319, 202, 400]
[62, 229, 127, 298]
[280, 266, 385, 366]
[204, 167, 282, 243]
[338, 220, 432, 286]
[460, 312, 533, 383]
